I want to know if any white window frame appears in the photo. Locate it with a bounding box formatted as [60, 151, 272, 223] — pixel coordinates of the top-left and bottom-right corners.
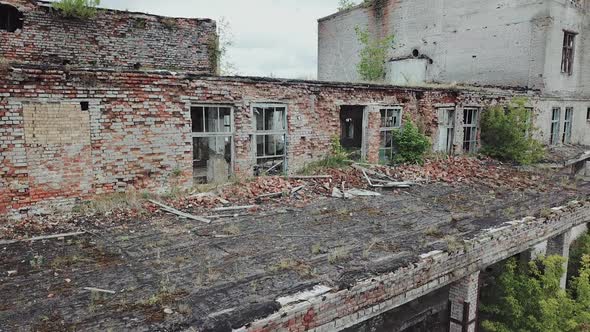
[379, 107, 403, 163]
[462, 108, 479, 153]
[190, 105, 235, 180]
[550, 107, 562, 146]
[252, 103, 288, 170]
[438, 107, 456, 154]
[563, 107, 573, 144]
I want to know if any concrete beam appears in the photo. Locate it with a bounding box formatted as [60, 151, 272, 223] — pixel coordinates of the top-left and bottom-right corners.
[449, 271, 480, 332]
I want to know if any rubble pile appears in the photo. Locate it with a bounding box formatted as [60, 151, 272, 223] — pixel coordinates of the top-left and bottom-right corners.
[378, 156, 546, 189]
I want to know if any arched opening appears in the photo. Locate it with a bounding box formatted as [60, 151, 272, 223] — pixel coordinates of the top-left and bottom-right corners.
[0, 4, 23, 32]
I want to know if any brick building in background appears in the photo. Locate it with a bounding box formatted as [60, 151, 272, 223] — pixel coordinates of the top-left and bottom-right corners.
[0, 0, 588, 214]
[318, 0, 590, 150]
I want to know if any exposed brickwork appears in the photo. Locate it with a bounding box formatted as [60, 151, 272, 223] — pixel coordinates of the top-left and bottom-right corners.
[236, 201, 590, 332]
[0, 0, 217, 73]
[449, 272, 479, 332]
[0, 66, 538, 214]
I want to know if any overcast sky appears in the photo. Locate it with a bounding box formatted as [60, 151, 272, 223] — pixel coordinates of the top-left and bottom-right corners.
[98, 0, 341, 79]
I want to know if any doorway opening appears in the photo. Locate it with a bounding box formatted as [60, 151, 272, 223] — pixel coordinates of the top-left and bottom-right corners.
[340, 105, 365, 160]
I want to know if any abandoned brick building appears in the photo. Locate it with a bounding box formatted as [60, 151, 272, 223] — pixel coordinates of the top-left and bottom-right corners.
[319, 0, 590, 150]
[0, 0, 588, 216]
[1, 1, 590, 332]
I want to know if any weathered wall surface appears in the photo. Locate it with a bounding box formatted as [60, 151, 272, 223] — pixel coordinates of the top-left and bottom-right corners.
[318, 0, 589, 99]
[0, 0, 217, 73]
[2, 66, 587, 214]
[542, 0, 590, 98]
[318, 0, 547, 88]
[1, 66, 537, 214]
[235, 201, 590, 332]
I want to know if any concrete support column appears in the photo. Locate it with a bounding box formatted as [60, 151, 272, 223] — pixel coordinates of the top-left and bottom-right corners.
[449, 271, 480, 332]
[546, 229, 572, 289]
[519, 240, 548, 266]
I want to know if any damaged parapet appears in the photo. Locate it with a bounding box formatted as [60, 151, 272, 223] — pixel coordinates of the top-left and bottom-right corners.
[236, 200, 590, 331]
[0, 0, 217, 73]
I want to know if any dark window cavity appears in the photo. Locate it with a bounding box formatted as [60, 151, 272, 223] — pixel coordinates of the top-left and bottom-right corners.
[80, 101, 89, 111]
[563, 107, 573, 144]
[561, 31, 577, 75]
[550, 107, 561, 145]
[462, 108, 479, 153]
[253, 105, 287, 175]
[0, 4, 23, 32]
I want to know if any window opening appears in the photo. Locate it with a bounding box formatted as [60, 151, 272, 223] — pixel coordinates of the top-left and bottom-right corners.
[253, 105, 287, 175]
[462, 108, 479, 153]
[437, 108, 456, 154]
[0, 4, 23, 32]
[561, 31, 577, 75]
[379, 107, 402, 163]
[191, 106, 233, 184]
[550, 107, 561, 145]
[563, 107, 573, 144]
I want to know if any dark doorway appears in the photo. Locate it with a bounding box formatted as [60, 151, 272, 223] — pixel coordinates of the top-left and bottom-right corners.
[340, 105, 365, 154]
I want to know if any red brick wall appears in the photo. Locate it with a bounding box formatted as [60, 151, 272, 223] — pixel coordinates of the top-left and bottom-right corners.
[0, 0, 217, 73]
[0, 67, 526, 214]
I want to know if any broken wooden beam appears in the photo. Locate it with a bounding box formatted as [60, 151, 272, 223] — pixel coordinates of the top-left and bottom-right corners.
[148, 199, 211, 224]
[286, 175, 332, 180]
[212, 205, 257, 212]
[0, 231, 87, 245]
[83, 287, 116, 294]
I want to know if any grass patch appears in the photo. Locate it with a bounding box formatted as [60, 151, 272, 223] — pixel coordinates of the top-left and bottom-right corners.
[73, 190, 146, 215]
[328, 247, 350, 264]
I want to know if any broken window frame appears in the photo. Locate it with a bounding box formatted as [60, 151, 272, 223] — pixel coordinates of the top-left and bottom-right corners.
[437, 107, 456, 154]
[561, 31, 577, 75]
[550, 107, 561, 146]
[462, 108, 480, 154]
[563, 107, 573, 144]
[379, 107, 403, 163]
[587, 107, 590, 122]
[253, 104, 288, 175]
[190, 105, 235, 183]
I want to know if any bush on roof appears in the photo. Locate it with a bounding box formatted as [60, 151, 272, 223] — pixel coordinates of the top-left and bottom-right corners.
[52, 0, 100, 19]
[480, 98, 545, 165]
[390, 120, 431, 165]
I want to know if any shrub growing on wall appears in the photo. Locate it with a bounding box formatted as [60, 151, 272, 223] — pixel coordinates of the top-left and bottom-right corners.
[53, 0, 100, 19]
[355, 26, 394, 82]
[480, 98, 545, 165]
[391, 121, 431, 165]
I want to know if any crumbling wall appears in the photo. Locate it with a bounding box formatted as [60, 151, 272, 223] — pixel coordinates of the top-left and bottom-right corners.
[0, 0, 217, 72]
[0, 67, 545, 214]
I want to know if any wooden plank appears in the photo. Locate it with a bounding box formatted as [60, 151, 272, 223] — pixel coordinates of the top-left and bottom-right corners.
[149, 199, 211, 224]
[0, 231, 86, 245]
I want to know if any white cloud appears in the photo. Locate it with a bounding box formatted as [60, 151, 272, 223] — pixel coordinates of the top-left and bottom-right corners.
[98, 0, 340, 78]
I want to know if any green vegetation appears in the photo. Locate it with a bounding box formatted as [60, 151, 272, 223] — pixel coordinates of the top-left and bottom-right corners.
[480, 98, 545, 165]
[390, 121, 431, 165]
[355, 26, 395, 81]
[569, 231, 590, 287]
[338, 0, 357, 11]
[52, 0, 100, 19]
[481, 254, 590, 332]
[299, 136, 350, 174]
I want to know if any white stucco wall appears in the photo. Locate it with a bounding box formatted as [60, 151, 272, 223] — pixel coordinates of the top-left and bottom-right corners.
[318, 0, 549, 88]
[541, 0, 590, 98]
[533, 98, 590, 146]
[319, 0, 589, 97]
